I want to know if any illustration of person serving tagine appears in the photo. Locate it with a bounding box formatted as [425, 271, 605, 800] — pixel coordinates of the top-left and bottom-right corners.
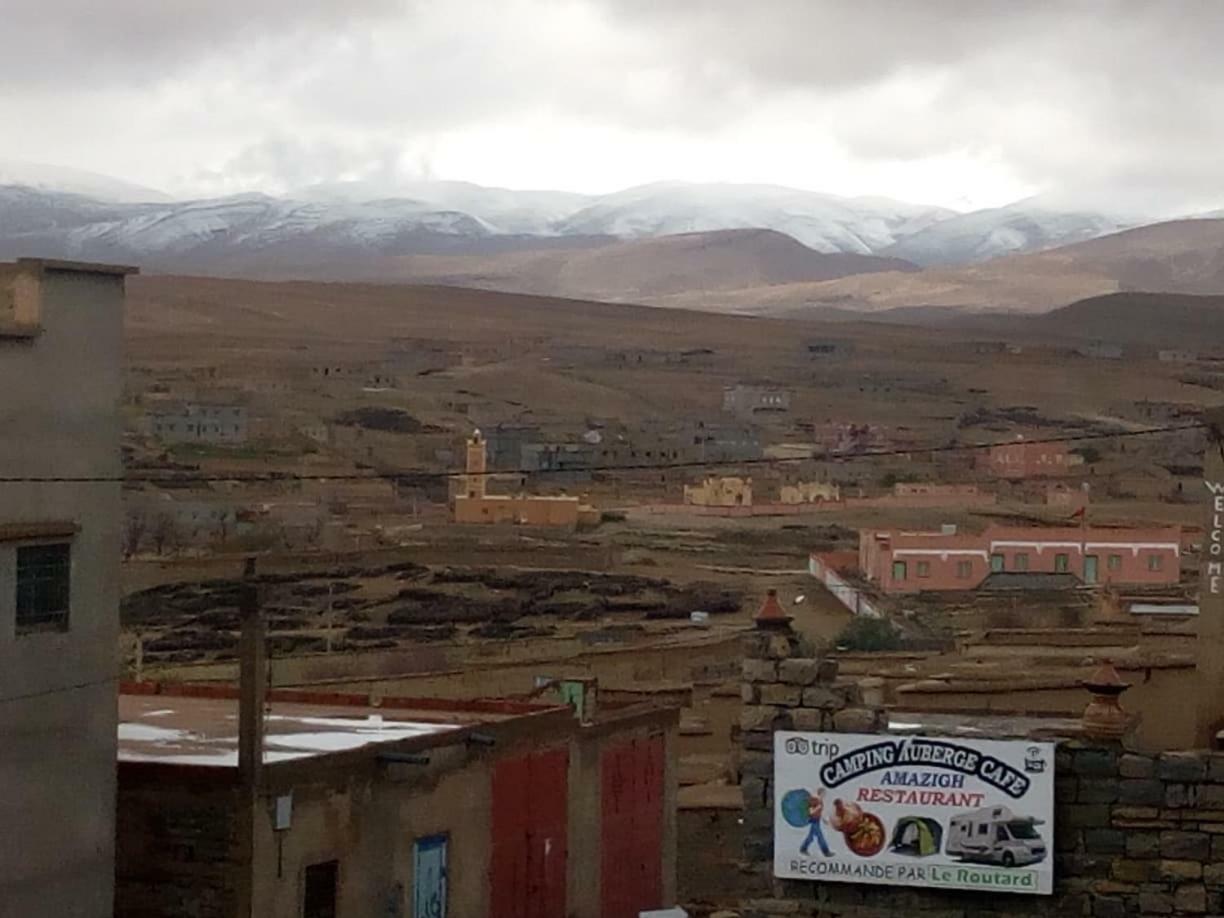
[781, 788, 887, 858]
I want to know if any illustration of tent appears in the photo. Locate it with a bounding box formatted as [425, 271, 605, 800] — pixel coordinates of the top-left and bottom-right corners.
[890, 817, 943, 856]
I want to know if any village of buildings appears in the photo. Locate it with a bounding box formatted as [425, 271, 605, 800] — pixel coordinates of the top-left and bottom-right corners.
[8, 257, 1224, 918]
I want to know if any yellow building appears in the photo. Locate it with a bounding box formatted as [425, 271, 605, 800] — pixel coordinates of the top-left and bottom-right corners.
[778, 481, 840, 504]
[683, 476, 753, 507]
[453, 431, 599, 528]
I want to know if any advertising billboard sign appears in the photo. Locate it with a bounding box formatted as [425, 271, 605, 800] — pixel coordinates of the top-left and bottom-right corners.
[774, 732, 1055, 895]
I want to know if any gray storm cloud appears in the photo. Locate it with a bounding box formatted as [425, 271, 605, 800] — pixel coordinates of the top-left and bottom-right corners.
[594, 0, 1224, 208]
[0, 0, 407, 86]
[2, 0, 1223, 212]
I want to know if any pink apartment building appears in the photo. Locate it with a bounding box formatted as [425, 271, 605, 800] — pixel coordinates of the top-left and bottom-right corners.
[859, 524, 1182, 593]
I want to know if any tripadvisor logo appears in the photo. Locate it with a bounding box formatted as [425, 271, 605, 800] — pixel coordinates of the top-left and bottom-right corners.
[819, 739, 1031, 799]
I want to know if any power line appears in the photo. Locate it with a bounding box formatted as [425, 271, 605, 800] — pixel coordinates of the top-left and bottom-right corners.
[0, 676, 117, 706]
[0, 422, 1203, 485]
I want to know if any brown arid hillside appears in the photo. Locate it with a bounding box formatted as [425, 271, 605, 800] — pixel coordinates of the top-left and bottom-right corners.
[1033, 292, 1224, 348]
[227, 228, 916, 303]
[654, 218, 1224, 316]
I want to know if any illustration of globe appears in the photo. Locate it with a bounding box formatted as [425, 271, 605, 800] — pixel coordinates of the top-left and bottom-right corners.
[781, 788, 811, 828]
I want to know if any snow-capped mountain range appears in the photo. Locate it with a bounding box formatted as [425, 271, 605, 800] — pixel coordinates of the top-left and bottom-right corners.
[0, 161, 1196, 271]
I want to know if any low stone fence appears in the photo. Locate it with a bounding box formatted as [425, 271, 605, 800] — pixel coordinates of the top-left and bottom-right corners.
[731, 619, 1224, 917]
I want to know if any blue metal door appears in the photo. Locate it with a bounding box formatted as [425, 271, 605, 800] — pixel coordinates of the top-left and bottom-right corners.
[413, 834, 448, 918]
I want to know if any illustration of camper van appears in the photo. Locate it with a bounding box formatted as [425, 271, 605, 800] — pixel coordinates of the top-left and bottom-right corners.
[946, 805, 1047, 868]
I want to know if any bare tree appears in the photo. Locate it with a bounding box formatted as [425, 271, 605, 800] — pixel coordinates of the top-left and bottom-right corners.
[150, 513, 180, 557]
[123, 510, 149, 559]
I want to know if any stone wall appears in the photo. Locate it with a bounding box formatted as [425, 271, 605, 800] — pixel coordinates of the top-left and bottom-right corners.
[732, 620, 1224, 917]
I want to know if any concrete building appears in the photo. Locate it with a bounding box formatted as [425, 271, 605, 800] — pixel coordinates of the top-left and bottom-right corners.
[893, 482, 982, 499]
[483, 424, 543, 470]
[127, 493, 240, 549]
[1158, 349, 1197, 363]
[521, 442, 596, 481]
[1076, 342, 1124, 359]
[0, 258, 133, 917]
[1046, 482, 1091, 511]
[684, 476, 753, 507]
[308, 362, 397, 388]
[721, 384, 791, 416]
[978, 438, 1083, 479]
[692, 421, 763, 462]
[805, 340, 853, 358]
[808, 421, 883, 456]
[859, 523, 1182, 593]
[593, 421, 761, 466]
[115, 683, 678, 918]
[147, 400, 248, 444]
[453, 431, 598, 528]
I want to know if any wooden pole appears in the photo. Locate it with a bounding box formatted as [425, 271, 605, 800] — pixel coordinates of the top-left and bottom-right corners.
[237, 556, 266, 918]
[238, 556, 266, 784]
[1195, 408, 1224, 746]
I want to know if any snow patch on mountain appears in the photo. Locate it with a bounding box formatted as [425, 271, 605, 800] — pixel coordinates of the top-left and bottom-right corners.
[0, 167, 1168, 273]
[554, 182, 954, 254]
[0, 159, 170, 203]
[882, 199, 1132, 266]
[295, 179, 590, 235]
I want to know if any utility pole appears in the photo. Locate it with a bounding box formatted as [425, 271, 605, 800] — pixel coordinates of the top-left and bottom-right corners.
[237, 555, 266, 918]
[1195, 408, 1224, 746]
[238, 556, 267, 784]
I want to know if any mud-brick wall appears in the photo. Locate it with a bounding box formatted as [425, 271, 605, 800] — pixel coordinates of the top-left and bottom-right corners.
[735, 622, 1224, 917]
[114, 776, 243, 918]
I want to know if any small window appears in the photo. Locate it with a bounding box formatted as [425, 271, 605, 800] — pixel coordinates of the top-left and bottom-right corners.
[892, 560, 908, 581]
[1054, 553, 1069, 573]
[1148, 554, 1164, 572]
[1108, 554, 1122, 571]
[990, 554, 1005, 572]
[916, 561, 931, 578]
[16, 543, 72, 633]
[1015, 553, 1029, 572]
[956, 560, 973, 579]
[978, 824, 989, 836]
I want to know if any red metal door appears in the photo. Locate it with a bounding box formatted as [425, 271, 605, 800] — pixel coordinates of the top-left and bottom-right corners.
[600, 734, 665, 918]
[491, 746, 569, 918]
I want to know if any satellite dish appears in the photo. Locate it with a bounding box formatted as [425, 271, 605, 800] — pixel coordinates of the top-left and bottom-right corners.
[794, 594, 806, 604]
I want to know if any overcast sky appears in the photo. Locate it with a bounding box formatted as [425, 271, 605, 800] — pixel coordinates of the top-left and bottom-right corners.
[4, 0, 1223, 212]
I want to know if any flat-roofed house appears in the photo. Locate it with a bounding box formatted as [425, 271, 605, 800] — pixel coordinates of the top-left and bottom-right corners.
[0, 258, 134, 917]
[860, 524, 1182, 594]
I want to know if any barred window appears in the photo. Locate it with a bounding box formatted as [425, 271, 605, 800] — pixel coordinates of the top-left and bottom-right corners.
[16, 543, 71, 633]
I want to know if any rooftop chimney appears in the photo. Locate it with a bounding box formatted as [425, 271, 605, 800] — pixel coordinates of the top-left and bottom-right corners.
[755, 589, 792, 629]
[1081, 660, 1132, 740]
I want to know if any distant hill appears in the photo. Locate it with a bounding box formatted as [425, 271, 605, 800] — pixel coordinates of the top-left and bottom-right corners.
[550, 181, 952, 253]
[667, 218, 1224, 316]
[1029, 218, 1224, 293]
[881, 198, 1131, 266]
[0, 171, 1155, 280]
[262, 228, 919, 302]
[4, 168, 1223, 316]
[0, 159, 170, 203]
[1033, 292, 1224, 348]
